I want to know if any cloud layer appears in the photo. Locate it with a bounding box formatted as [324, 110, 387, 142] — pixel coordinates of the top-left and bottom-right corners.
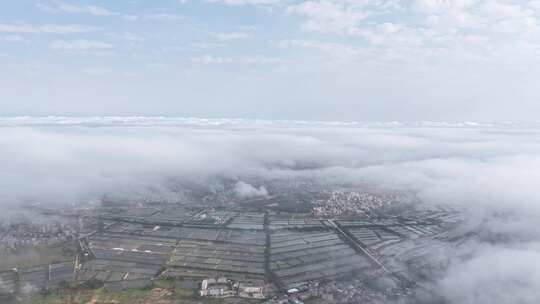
[2, 118, 540, 211]
[1, 118, 540, 303]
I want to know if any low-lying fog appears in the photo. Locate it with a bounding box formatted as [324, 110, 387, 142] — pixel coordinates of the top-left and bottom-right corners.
[1, 117, 539, 303]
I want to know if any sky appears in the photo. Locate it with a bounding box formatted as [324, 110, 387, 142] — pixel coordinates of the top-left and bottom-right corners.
[1, 0, 540, 121]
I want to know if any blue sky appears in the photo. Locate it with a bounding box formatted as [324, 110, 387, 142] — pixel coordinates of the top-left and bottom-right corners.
[1, 0, 540, 121]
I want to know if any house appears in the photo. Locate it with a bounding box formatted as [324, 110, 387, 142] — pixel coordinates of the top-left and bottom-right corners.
[200, 277, 234, 297]
[238, 282, 265, 299]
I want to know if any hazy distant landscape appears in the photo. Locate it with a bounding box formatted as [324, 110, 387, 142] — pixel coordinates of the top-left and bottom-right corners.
[1, 118, 539, 303]
[3, 0, 540, 302]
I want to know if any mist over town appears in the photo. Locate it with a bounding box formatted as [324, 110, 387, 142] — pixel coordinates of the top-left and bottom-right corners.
[1, 118, 539, 303]
[3, 0, 540, 303]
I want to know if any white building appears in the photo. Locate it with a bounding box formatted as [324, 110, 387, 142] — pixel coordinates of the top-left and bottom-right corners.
[200, 277, 234, 297]
[238, 283, 265, 299]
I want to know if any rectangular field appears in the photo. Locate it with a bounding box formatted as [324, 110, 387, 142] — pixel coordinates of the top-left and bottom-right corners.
[270, 230, 372, 288]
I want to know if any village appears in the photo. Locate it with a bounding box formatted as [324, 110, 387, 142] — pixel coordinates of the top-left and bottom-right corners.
[0, 188, 463, 304]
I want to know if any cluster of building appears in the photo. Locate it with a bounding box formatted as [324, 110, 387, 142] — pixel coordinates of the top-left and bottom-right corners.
[200, 276, 265, 298]
[265, 276, 405, 304]
[1, 191, 463, 303]
[0, 222, 78, 253]
[311, 190, 397, 216]
[187, 209, 237, 226]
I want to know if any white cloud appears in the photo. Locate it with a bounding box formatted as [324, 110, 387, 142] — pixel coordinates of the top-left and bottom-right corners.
[49, 39, 114, 51]
[279, 0, 540, 66]
[207, 0, 283, 5]
[191, 54, 282, 65]
[1, 119, 540, 216]
[54, 2, 114, 16]
[38, 2, 183, 21]
[82, 67, 110, 75]
[279, 39, 361, 62]
[146, 62, 166, 69]
[35, 3, 59, 13]
[529, 0, 540, 10]
[122, 13, 184, 21]
[190, 42, 228, 49]
[3, 35, 26, 43]
[144, 13, 184, 21]
[240, 55, 284, 64]
[439, 244, 540, 304]
[414, 0, 477, 14]
[214, 32, 250, 41]
[108, 32, 145, 43]
[286, 1, 368, 35]
[122, 14, 140, 21]
[482, 1, 534, 19]
[0, 23, 97, 34]
[37, 2, 114, 16]
[191, 54, 233, 64]
[234, 181, 269, 198]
